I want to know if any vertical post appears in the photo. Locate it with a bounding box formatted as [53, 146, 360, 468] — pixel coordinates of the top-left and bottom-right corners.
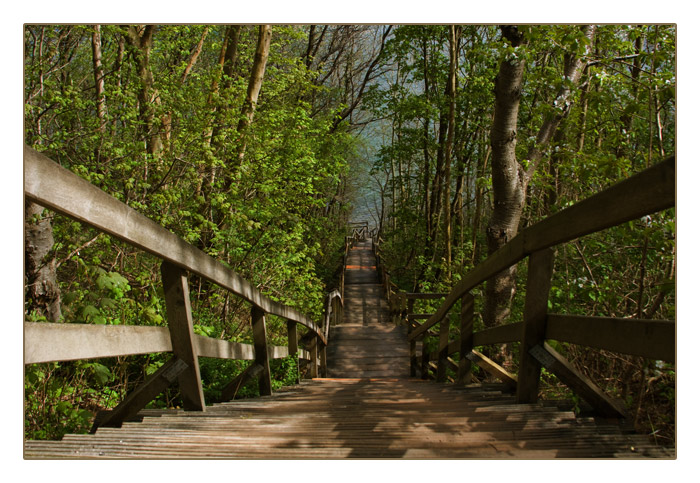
[287, 320, 299, 384]
[457, 293, 474, 385]
[251, 305, 272, 396]
[436, 317, 449, 382]
[309, 337, 319, 378]
[517, 248, 555, 404]
[421, 344, 430, 380]
[409, 338, 417, 377]
[319, 342, 327, 378]
[161, 262, 206, 411]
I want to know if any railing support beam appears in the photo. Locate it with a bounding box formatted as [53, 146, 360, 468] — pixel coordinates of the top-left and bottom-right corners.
[251, 305, 273, 396]
[516, 248, 555, 404]
[457, 294, 474, 385]
[161, 261, 206, 411]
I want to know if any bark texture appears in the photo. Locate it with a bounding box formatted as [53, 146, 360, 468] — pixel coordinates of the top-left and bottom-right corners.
[25, 202, 62, 322]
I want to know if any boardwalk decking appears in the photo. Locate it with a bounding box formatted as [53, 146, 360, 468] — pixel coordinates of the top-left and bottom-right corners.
[23, 237, 674, 459]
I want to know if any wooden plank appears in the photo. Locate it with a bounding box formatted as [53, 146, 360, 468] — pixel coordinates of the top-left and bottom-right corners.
[404, 293, 448, 300]
[309, 338, 319, 379]
[530, 343, 625, 418]
[458, 294, 474, 385]
[251, 306, 272, 396]
[93, 356, 188, 430]
[23, 146, 325, 344]
[408, 157, 675, 343]
[194, 335, 255, 360]
[545, 315, 675, 363]
[437, 318, 449, 382]
[472, 322, 523, 347]
[522, 156, 675, 254]
[24, 322, 172, 364]
[467, 350, 517, 388]
[287, 321, 299, 384]
[517, 249, 555, 404]
[161, 262, 206, 411]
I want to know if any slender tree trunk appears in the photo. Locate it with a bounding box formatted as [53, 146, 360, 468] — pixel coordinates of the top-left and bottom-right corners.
[124, 25, 160, 157]
[91, 25, 107, 135]
[443, 25, 459, 278]
[25, 202, 62, 322]
[234, 24, 272, 170]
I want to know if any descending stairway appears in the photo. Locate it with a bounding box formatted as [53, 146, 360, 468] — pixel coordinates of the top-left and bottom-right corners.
[326, 239, 408, 378]
[24, 378, 673, 458]
[23, 236, 675, 459]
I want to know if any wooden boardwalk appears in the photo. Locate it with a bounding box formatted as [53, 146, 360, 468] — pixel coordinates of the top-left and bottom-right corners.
[327, 239, 409, 378]
[23, 237, 674, 459]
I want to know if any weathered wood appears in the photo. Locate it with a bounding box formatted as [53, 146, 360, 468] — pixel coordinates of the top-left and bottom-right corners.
[467, 350, 518, 388]
[408, 156, 674, 342]
[404, 293, 448, 300]
[161, 262, 205, 411]
[195, 334, 255, 360]
[24, 322, 172, 364]
[530, 343, 626, 418]
[437, 318, 450, 382]
[409, 339, 418, 377]
[545, 315, 675, 363]
[218, 363, 264, 402]
[472, 322, 523, 347]
[517, 249, 555, 404]
[93, 356, 188, 430]
[522, 156, 675, 254]
[309, 337, 319, 379]
[287, 321, 299, 384]
[251, 305, 272, 396]
[23, 146, 325, 344]
[458, 294, 474, 385]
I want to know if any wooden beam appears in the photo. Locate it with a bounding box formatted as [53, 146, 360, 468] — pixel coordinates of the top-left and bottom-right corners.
[437, 317, 449, 382]
[530, 343, 626, 418]
[287, 321, 299, 384]
[218, 363, 264, 402]
[522, 156, 675, 254]
[545, 315, 675, 363]
[194, 335, 255, 360]
[467, 350, 517, 388]
[309, 337, 318, 379]
[457, 294, 474, 385]
[408, 156, 674, 342]
[161, 262, 205, 411]
[251, 306, 272, 395]
[517, 249, 555, 404]
[24, 322, 172, 364]
[92, 356, 188, 430]
[473, 322, 523, 347]
[23, 146, 325, 344]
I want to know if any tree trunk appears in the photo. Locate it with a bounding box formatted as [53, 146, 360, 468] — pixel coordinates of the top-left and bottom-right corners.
[234, 24, 272, 170]
[443, 25, 459, 278]
[484, 25, 528, 329]
[25, 202, 62, 322]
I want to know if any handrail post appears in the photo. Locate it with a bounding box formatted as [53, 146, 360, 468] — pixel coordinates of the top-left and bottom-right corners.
[309, 337, 319, 378]
[287, 320, 299, 384]
[457, 293, 474, 385]
[161, 261, 206, 411]
[320, 341, 327, 378]
[516, 248, 555, 403]
[251, 305, 273, 396]
[436, 317, 449, 382]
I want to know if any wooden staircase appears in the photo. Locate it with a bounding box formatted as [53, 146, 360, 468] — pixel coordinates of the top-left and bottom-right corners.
[23, 236, 674, 459]
[24, 378, 673, 458]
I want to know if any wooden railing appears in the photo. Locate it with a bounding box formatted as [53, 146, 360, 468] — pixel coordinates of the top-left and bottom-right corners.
[380, 156, 675, 418]
[23, 146, 340, 429]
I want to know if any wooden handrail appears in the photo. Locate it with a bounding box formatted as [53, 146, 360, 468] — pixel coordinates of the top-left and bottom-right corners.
[24, 146, 326, 345]
[24, 145, 334, 427]
[409, 156, 675, 341]
[385, 156, 675, 417]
